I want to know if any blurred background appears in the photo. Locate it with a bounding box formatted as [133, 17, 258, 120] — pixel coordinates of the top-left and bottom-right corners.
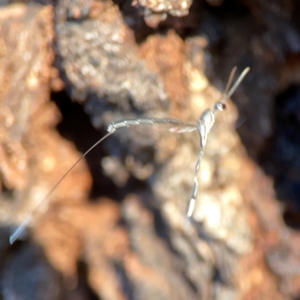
[1, 0, 300, 299]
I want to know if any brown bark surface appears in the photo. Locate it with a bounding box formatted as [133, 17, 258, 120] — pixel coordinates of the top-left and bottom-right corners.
[1, 1, 300, 299]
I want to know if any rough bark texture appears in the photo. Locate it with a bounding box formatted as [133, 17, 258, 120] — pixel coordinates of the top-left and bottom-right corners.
[1, 0, 300, 299]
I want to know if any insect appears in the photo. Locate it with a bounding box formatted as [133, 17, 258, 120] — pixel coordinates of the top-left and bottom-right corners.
[9, 66, 249, 244]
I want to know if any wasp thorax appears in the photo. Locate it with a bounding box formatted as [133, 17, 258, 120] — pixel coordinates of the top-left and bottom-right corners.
[198, 110, 215, 137]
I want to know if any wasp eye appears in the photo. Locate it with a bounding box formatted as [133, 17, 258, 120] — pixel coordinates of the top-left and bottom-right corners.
[215, 102, 226, 111]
